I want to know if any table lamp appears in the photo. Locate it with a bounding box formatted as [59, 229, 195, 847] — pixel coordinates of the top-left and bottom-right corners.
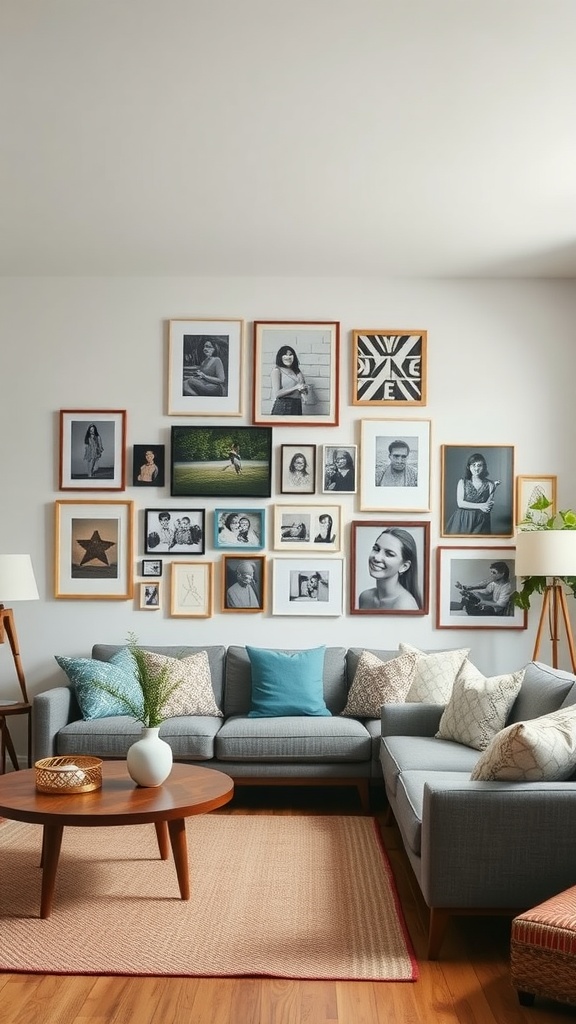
[0, 554, 39, 771]
[514, 531, 576, 671]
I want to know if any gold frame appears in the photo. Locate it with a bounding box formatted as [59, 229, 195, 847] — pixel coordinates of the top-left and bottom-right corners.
[515, 474, 557, 526]
[352, 329, 427, 407]
[54, 500, 134, 600]
[170, 561, 213, 618]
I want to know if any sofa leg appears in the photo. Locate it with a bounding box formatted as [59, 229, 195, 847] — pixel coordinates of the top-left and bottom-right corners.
[357, 780, 370, 814]
[427, 908, 450, 959]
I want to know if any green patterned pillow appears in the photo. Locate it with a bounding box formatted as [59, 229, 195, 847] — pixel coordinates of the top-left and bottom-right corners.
[55, 649, 143, 721]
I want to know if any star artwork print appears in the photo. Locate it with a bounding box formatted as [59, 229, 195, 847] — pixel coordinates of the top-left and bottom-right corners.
[71, 517, 119, 580]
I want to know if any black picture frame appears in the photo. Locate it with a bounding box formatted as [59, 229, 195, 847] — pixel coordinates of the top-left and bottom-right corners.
[142, 558, 163, 577]
[170, 426, 273, 498]
[132, 444, 166, 487]
[144, 507, 205, 554]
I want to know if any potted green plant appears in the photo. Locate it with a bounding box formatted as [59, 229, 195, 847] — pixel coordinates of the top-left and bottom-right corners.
[512, 497, 576, 610]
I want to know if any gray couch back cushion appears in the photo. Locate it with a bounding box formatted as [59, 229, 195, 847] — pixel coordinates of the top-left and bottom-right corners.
[507, 661, 576, 724]
[224, 646, 347, 716]
[91, 644, 226, 710]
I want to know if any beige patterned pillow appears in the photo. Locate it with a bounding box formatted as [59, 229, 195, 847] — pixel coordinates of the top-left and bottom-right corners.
[471, 704, 576, 781]
[141, 650, 223, 718]
[436, 660, 524, 750]
[341, 650, 418, 717]
[399, 643, 469, 703]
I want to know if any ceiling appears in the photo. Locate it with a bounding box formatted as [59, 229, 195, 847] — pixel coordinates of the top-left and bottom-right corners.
[2, 0, 576, 278]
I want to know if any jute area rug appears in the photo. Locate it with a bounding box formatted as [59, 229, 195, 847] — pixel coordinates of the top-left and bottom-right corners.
[0, 814, 417, 981]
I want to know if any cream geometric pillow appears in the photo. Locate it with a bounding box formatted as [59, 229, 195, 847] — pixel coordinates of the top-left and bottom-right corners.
[471, 703, 576, 781]
[341, 650, 418, 717]
[436, 660, 524, 751]
[399, 643, 470, 703]
[141, 650, 223, 718]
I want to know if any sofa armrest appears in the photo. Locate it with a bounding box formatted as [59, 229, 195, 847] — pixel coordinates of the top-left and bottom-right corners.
[32, 686, 78, 760]
[381, 703, 444, 737]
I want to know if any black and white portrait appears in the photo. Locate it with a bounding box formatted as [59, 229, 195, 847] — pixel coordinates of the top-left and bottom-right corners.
[441, 445, 514, 538]
[351, 521, 429, 615]
[145, 508, 205, 554]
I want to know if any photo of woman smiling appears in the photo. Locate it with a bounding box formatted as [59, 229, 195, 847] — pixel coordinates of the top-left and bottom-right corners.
[351, 521, 429, 615]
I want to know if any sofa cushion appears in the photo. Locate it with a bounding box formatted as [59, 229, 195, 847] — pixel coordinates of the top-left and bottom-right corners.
[399, 644, 469, 702]
[140, 650, 223, 718]
[246, 646, 331, 718]
[471, 704, 576, 782]
[341, 650, 418, 717]
[380, 734, 480, 797]
[507, 661, 576, 724]
[92, 644, 226, 711]
[55, 715, 222, 760]
[436, 660, 524, 751]
[216, 714, 371, 762]
[224, 646, 347, 716]
[54, 650, 143, 721]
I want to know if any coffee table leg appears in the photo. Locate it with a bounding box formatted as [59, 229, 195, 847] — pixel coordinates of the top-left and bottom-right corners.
[167, 817, 190, 900]
[155, 820, 169, 860]
[40, 824, 64, 918]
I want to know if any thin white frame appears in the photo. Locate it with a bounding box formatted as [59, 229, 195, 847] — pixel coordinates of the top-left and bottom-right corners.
[59, 410, 127, 491]
[273, 504, 342, 552]
[516, 474, 557, 526]
[352, 329, 427, 406]
[280, 444, 317, 495]
[54, 500, 134, 600]
[170, 561, 213, 618]
[436, 546, 527, 630]
[252, 320, 340, 426]
[140, 581, 161, 609]
[321, 444, 358, 494]
[360, 419, 431, 512]
[272, 558, 344, 616]
[167, 318, 244, 417]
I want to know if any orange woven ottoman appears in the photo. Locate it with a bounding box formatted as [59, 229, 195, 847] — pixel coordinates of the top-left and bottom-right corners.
[511, 886, 576, 1007]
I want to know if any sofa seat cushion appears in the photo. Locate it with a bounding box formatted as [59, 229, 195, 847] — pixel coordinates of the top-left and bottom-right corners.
[380, 735, 480, 797]
[56, 715, 222, 760]
[394, 770, 472, 856]
[215, 715, 371, 762]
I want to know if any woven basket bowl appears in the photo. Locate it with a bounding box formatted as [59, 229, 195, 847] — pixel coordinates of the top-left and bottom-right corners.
[35, 755, 103, 794]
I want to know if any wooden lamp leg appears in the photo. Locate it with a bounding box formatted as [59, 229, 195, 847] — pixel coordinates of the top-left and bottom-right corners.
[531, 586, 552, 665]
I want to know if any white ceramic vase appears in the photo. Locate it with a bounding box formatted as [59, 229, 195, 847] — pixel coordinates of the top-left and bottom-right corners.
[126, 726, 173, 787]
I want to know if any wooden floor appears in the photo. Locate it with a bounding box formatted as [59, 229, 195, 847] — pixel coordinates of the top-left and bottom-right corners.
[1, 784, 574, 1024]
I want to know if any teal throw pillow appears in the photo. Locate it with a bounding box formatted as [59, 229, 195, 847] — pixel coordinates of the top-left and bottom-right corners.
[55, 649, 143, 721]
[246, 646, 331, 717]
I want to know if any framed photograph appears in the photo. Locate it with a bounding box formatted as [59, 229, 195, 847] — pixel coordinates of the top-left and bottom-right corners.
[222, 554, 266, 613]
[352, 329, 427, 406]
[273, 504, 342, 552]
[350, 520, 430, 615]
[436, 547, 527, 630]
[167, 318, 244, 417]
[516, 475, 557, 526]
[54, 500, 133, 600]
[141, 558, 162, 577]
[321, 444, 357, 494]
[441, 445, 515, 538]
[171, 425, 272, 498]
[360, 419, 431, 511]
[144, 508, 205, 554]
[140, 582, 161, 609]
[170, 561, 213, 618]
[214, 508, 265, 550]
[59, 410, 127, 490]
[132, 444, 165, 487]
[272, 558, 344, 616]
[252, 320, 339, 426]
[280, 444, 316, 494]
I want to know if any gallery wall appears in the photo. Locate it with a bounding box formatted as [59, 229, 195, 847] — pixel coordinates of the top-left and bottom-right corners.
[1, 273, 576, 760]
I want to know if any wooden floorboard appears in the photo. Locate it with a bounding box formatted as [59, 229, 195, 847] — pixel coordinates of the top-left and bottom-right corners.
[1, 784, 574, 1024]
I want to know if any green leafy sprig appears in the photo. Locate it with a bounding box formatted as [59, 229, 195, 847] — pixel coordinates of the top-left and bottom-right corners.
[92, 632, 183, 727]
[512, 497, 576, 610]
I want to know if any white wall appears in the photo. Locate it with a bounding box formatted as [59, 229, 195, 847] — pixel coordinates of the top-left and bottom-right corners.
[1, 275, 575, 756]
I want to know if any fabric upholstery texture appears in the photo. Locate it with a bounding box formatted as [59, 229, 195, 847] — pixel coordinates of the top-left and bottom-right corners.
[215, 714, 370, 761]
[471, 703, 576, 781]
[246, 645, 331, 717]
[140, 649, 223, 718]
[341, 650, 418, 717]
[399, 643, 469, 702]
[436, 660, 524, 750]
[54, 650, 142, 721]
[507, 661, 576, 724]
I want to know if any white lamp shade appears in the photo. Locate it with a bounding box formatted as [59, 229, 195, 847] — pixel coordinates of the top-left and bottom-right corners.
[0, 554, 39, 602]
[515, 531, 576, 578]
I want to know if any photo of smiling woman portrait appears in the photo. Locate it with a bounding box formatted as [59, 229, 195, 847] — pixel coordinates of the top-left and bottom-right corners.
[350, 520, 430, 615]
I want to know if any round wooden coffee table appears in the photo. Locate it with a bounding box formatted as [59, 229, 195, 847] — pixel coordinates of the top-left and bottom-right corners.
[0, 761, 234, 917]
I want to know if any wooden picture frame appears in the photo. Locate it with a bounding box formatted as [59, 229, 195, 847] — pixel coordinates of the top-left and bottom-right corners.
[321, 444, 357, 494]
[222, 554, 266, 613]
[171, 425, 273, 498]
[279, 444, 316, 495]
[144, 507, 205, 554]
[132, 444, 165, 487]
[167, 318, 244, 417]
[141, 558, 162, 577]
[54, 500, 133, 600]
[352, 329, 427, 406]
[252, 320, 340, 426]
[214, 508, 265, 550]
[273, 504, 342, 552]
[516, 475, 557, 526]
[59, 410, 127, 491]
[350, 520, 430, 615]
[170, 561, 213, 618]
[139, 582, 161, 609]
[436, 546, 527, 630]
[360, 419, 431, 511]
[272, 558, 344, 616]
[441, 444, 515, 538]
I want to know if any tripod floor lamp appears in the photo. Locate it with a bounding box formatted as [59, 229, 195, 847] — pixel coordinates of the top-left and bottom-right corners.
[514, 530, 576, 673]
[0, 554, 39, 773]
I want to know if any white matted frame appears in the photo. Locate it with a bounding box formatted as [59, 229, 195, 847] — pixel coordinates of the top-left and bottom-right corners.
[436, 546, 527, 630]
[273, 504, 342, 552]
[140, 582, 161, 609]
[252, 320, 339, 426]
[59, 410, 127, 490]
[280, 444, 316, 495]
[516, 475, 557, 526]
[272, 558, 344, 616]
[352, 329, 427, 406]
[167, 318, 244, 417]
[170, 561, 213, 618]
[360, 419, 431, 511]
[54, 500, 133, 600]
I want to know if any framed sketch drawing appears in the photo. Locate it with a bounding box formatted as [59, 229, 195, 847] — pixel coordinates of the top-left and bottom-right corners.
[140, 582, 161, 609]
[436, 547, 527, 630]
[59, 410, 127, 490]
[167, 318, 244, 417]
[352, 330, 427, 406]
[170, 561, 213, 618]
[214, 508, 265, 550]
[144, 508, 205, 554]
[272, 558, 344, 616]
[350, 520, 430, 616]
[171, 426, 272, 498]
[516, 475, 557, 526]
[441, 445, 515, 538]
[280, 444, 316, 495]
[222, 555, 266, 613]
[252, 321, 339, 426]
[132, 444, 165, 487]
[321, 444, 357, 494]
[360, 419, 431, 512]
[54, 500, 133, 600]
[273, 504, 342, 552]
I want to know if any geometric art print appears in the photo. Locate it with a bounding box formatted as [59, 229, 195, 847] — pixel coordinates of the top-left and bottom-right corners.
[352, 330, 427, 406]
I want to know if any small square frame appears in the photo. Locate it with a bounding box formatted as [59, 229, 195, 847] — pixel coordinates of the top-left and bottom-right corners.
[140, 582, 161, 609]
[516, 475, 557, 526]
[167, 318, 244, 416]
[142, 559, 163, 577]
[54, 500, 133, 600]
[352, 329, 427, 406]
[272, 558, 344, 616]
[321, 444, 357, 494]
[214, 508, 265, 550]
[144, 508, 205, 554]
[279, 444, 316, 494]
[273, 504, 342, 552]
[360, 419, 431, 511]
[59, 410, 127, 490]
[222, 554, 266, 613]
[350, 520, 430, 615]
[436, 546, 527, 630]
[252, 320, 340, 426]
[170, 561, 213, 618]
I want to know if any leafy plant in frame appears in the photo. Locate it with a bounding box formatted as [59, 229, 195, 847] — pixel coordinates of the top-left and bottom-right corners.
[513, 496, 576, 609]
